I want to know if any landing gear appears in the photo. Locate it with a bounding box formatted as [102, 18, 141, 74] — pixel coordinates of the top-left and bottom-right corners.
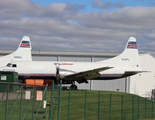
[70, 84, 77, 90]
[70, 81, 77, 90]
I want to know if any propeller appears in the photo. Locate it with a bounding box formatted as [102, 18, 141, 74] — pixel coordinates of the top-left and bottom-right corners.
[56, 66, 60, 83]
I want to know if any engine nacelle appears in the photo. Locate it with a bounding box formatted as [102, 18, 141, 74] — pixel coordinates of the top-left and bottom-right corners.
[59, 69, 75, 79]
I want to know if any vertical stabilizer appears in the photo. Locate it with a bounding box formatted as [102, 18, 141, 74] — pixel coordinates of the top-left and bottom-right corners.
[14, 36, 32, 61]
[0, 36, 32, 67]
[102, 37, 141, 71]
[122, 37, 141, 69]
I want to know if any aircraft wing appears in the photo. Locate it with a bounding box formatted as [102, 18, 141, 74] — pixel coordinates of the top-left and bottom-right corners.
[63, 66, 113, 81]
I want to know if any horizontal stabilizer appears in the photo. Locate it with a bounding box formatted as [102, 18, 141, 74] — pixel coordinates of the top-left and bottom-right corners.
[124, 71, 150, 76]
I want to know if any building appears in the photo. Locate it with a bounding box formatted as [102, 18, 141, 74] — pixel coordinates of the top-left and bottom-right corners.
[130, 53, 155, 97]
[0, 50, 154, 97]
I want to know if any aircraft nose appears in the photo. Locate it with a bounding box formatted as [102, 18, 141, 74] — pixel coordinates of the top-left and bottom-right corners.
[0, 67, 4, 71]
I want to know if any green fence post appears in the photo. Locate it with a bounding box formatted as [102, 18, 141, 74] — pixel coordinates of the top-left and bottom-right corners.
[152, 98, 154, 118]
[109, 93, 112, 120]
[84, 90, 87, 120]
[57, 81, 62, 120]
[44, 85, 47, 119]
[32, 87, 35, 120]
[49, 81, 55, 120]
[5, 84, 9, 120]
[68, 87, 71, 120]
[98, 91, 100, 120]
[132, 95, 134, 120]
[145, 98, 146, 119]
[121, 95, 124, 120]
[138, 96, 139, 119]
[19, 85, 23, 120]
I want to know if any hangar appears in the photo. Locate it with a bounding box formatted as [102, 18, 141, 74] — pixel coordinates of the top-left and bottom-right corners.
[0, 50, 154, 98]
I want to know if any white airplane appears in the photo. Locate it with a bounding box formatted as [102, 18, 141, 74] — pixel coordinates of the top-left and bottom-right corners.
[0, 37, 141, 89]
[0, 36, 32, 67]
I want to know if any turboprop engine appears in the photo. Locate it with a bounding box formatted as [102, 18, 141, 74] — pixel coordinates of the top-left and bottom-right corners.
[56, 67, 75, 81]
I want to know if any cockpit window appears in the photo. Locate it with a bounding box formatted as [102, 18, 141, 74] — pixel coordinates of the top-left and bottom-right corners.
[6, 63, 17, 67]
[6, 63, 12, 67]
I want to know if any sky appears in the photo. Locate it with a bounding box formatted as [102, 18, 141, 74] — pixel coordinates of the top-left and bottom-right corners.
[0, 0, 155, 55]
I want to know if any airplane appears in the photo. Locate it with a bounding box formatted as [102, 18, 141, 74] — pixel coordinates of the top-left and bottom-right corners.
[0, 36, 32, 67]
[0, 37, 142, 90]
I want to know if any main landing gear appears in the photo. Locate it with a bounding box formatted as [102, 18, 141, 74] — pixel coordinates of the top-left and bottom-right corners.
[70, 81, 77, 90]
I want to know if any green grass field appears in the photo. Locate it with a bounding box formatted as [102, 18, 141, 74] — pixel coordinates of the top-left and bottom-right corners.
[1, 90, 155, 120]
[51, 90, 155, 120]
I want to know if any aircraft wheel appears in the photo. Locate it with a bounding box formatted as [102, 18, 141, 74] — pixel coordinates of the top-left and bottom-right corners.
[70, 85, 77, 90]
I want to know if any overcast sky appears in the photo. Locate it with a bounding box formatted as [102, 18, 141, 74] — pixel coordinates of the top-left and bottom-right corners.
[0, 0, 155, 55]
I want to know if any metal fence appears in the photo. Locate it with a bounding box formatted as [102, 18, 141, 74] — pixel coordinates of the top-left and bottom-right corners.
[1, 82, 155, 120]
[0, 82, 48, 120]
[58, 90, 155, 120]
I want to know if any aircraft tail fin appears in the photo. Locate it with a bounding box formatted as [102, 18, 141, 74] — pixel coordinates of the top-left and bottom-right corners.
[1, 36, 32, 62]
[14, 36, 32, 61]
[102, 37, 141, 71]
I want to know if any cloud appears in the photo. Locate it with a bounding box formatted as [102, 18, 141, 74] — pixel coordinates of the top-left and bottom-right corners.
[0, 0, 155, 55]
[92, 0, 126, 9]
[147, 31, 155, 39]
[0, 0, 84, 20]
[134, 0, 155, 6]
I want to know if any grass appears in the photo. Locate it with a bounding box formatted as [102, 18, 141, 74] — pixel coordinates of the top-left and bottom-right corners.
[0, 90, 46, 120]
[1, 89, 155, 120]
[51, 90, 155, 120]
